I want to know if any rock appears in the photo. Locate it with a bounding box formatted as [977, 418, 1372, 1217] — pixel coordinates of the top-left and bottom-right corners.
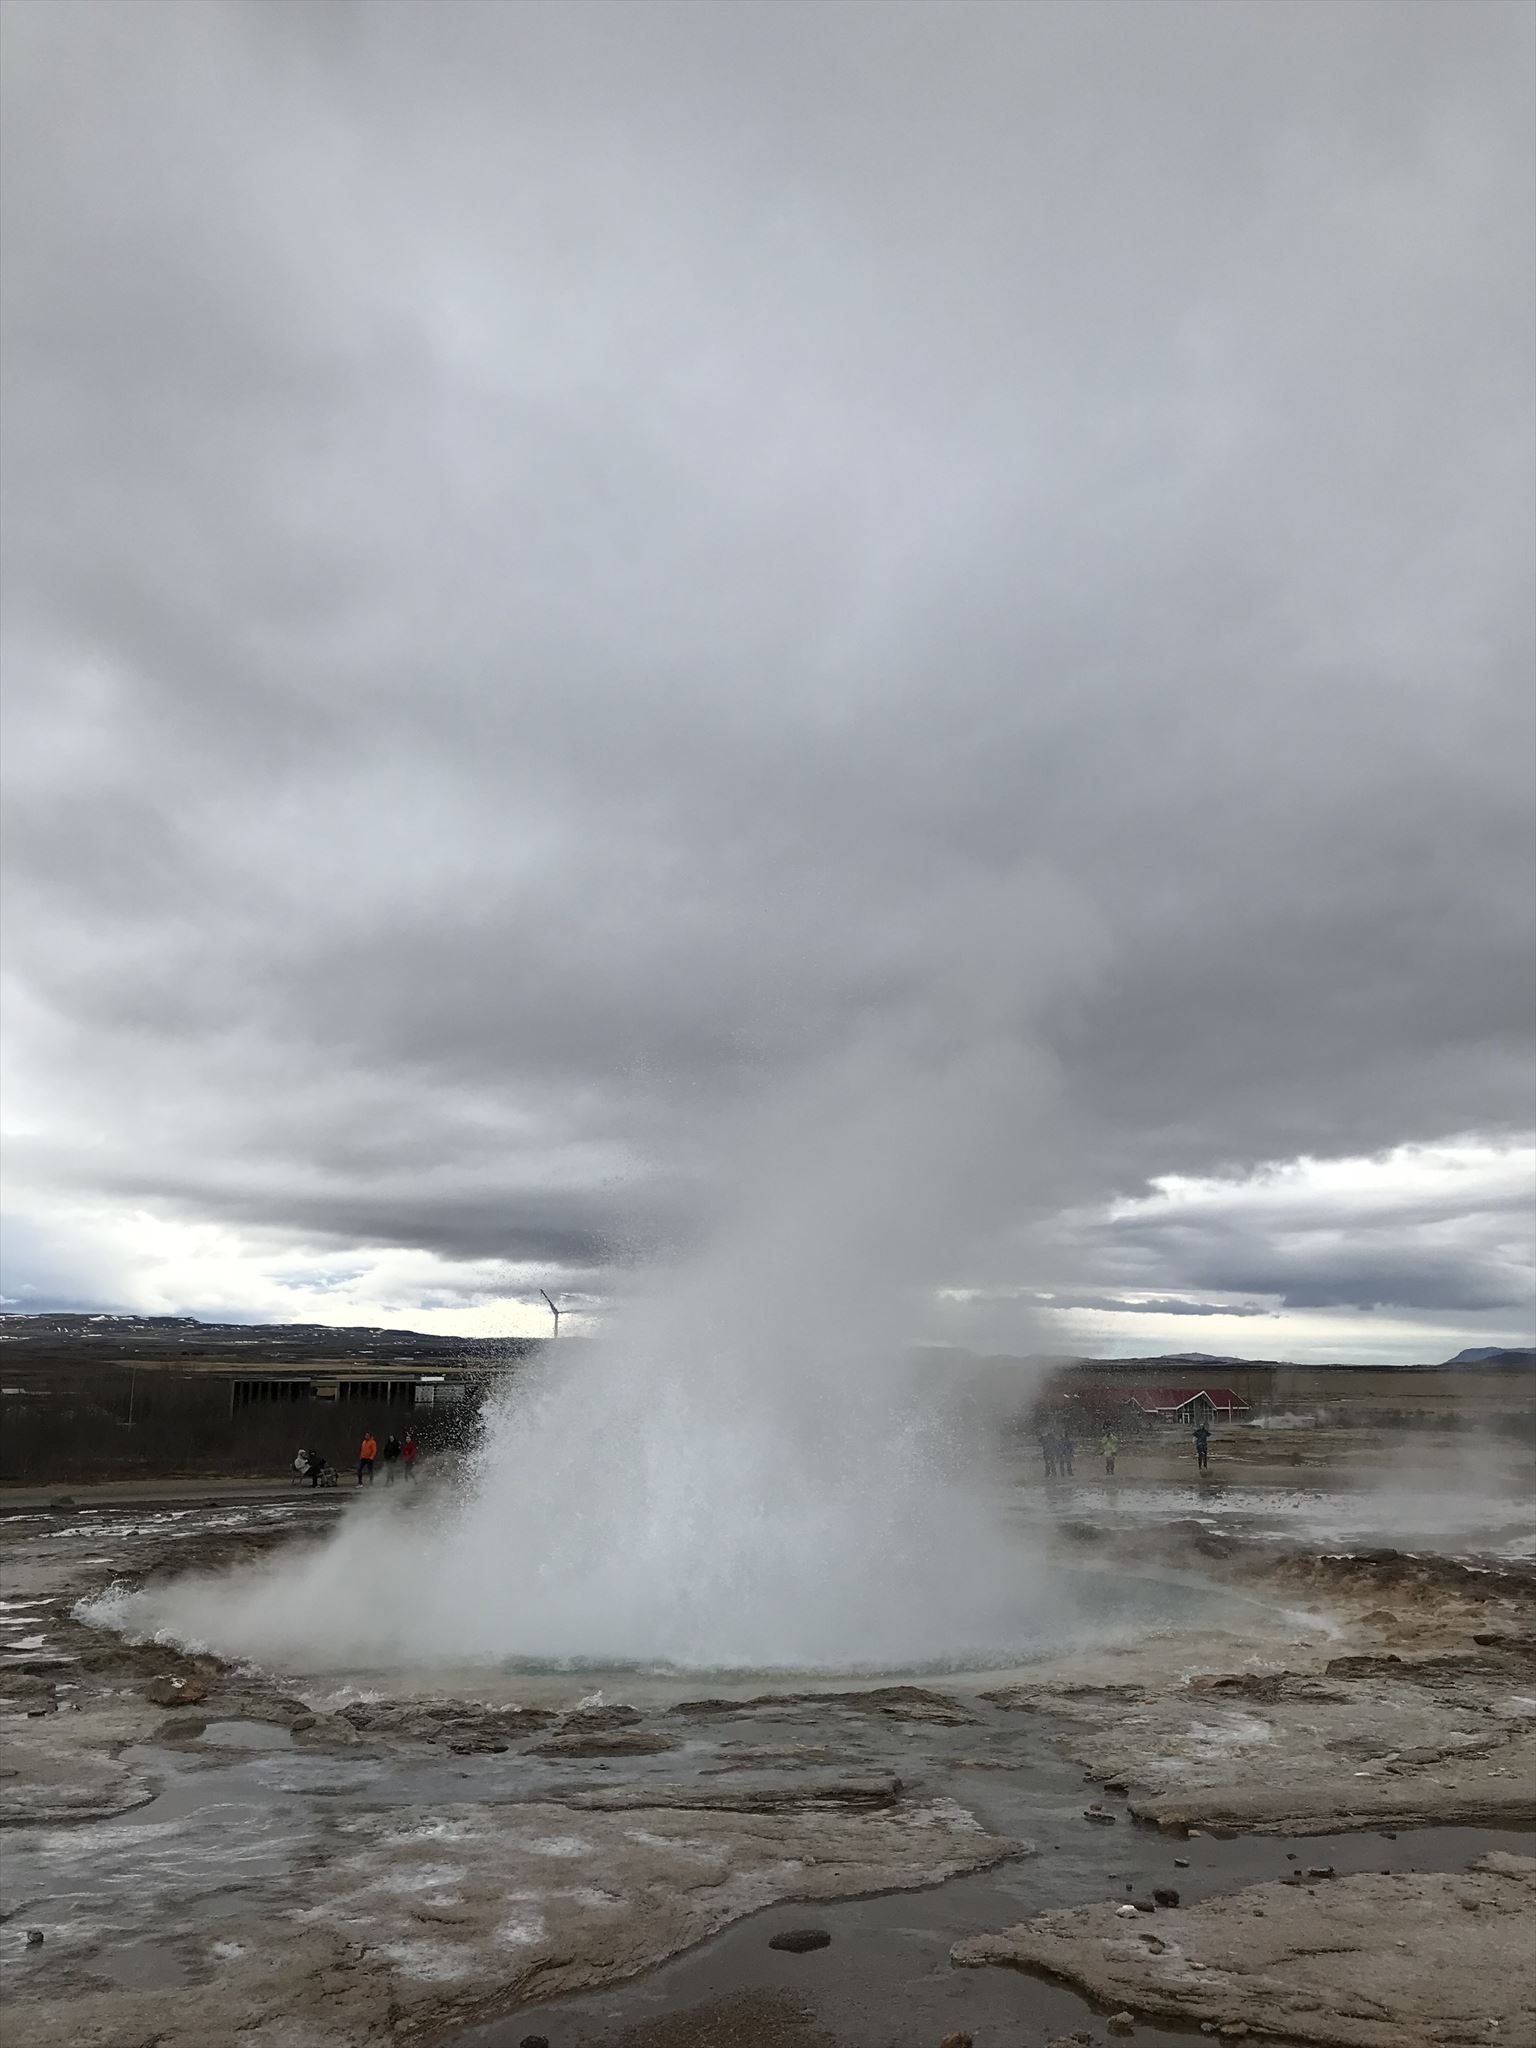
[25, 1929, 44, 1947]
[1325, 1652, 1402, 1675]
[768, 1927, 831, 1953]
[155, 1716, 208, 1743]
[532, 1729, 675, 1759]
[1304, 1865, 1335, 1879]
[561, 1702, 643, 1730]
[561, 1775, 904, 1813]
[339, 1700, 555, 1738]
[144, 1676, 208, 1707]
[1103, 1778, 1130, 1795]
[870, 1687, 977, 1725]
[288, 1713, 317, 1733]
[1130, 1897, 1157, 1913]
[937, 2034, 973, 2048]
[519, 2037, 550, 2048]
[1152, 1886, 1181, 1906]
[1174, 1857, 1191, 1868]
[1108, 2016, 1137, 2037]
[0, 1675, 52, 1703]
[954, 1858, 1536, 2047]
[290, 1712, 360, 1746]
[671, 1684, 973, 1723]
[1083, 1805, 1117, 1824]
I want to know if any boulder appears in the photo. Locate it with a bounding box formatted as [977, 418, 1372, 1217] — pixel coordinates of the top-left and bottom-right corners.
[144, 1676, 208, 1707]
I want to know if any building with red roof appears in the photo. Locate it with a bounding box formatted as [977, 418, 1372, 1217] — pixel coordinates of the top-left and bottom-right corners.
[1125, 1386, 1250, 1423]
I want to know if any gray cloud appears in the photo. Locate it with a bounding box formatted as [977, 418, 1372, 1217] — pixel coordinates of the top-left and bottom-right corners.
[1047, 1296, 1273, 1320]
[1, 1, 1532, 1338]
[1056, 1149, 1535, 1320]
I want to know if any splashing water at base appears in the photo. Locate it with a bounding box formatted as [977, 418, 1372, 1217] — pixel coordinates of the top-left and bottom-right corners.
[91, 935, 1114, 1677]
[95, 1289, 1052, 1674]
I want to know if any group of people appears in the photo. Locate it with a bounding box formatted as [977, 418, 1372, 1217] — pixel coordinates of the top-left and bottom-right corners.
[1037, 1428, 1127, 1476]
[1039, 1425, 1077, 1477]
[356, 1430, 415, 1484]
[1038, 1421, 1214, 1478]
[292, 1431, 418, 1488]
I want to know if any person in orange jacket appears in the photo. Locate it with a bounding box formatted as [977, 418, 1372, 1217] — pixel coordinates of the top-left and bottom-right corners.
[357, 1431, 378, 1485]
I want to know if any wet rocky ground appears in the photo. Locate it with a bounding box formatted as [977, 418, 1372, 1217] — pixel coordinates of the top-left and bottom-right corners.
[1, 1472, 1533, 2047]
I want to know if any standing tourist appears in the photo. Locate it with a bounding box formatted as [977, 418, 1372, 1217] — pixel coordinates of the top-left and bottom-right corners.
[1193, 1421, 1211, 1471]
[1101, 1430, 1119, 1476]
[382, 1433, 402, 1484]
[358, 1430, 378, 1484]
[401, 1432, 417, 1481]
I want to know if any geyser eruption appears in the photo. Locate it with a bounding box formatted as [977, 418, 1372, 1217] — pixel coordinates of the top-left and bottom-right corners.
[102, 912, 1093, 1674]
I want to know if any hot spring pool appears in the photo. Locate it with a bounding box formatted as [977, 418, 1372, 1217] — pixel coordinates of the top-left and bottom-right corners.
[84, 1558, 1309, 1709]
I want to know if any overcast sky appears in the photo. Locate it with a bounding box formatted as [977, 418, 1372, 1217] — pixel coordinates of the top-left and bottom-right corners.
[2, 0, 1532, 1363]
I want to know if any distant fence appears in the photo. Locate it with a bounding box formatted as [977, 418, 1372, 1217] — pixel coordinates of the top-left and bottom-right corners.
[0, 1365, 499, 1484]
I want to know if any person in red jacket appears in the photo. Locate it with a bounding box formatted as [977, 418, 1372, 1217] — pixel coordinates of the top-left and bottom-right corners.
[400, 1432, 417, 1482]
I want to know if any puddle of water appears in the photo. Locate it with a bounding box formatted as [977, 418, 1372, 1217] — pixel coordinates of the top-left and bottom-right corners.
[1057, 1480, 1536, 1555]
[90, 1938, 189, 1991]
[199, 1720, 295, 1751]
[0, 1754, 321, 1952]
[476, 1821, 1536, 2048]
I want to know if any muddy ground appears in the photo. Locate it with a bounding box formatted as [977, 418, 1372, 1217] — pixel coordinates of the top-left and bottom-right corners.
[1, 1456, 1533, 2048]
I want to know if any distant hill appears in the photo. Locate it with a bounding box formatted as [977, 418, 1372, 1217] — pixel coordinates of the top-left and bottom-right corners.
[4, 1314, 1531, 1376]
[0, 1310, 539, 1366]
